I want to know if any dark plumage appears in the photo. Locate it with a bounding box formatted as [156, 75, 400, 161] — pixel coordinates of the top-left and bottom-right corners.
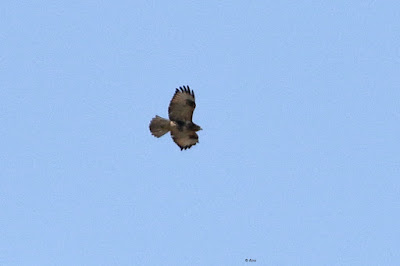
[149, 85, 202, 150]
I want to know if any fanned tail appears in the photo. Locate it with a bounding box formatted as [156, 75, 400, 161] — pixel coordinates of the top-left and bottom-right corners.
[149, 115, 171, 137]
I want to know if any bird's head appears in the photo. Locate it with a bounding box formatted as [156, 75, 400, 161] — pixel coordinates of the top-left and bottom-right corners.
[193, 124, 202, 132]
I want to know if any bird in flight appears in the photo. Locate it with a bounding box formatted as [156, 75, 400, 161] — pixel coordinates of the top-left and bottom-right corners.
[149, 85, 202, 150]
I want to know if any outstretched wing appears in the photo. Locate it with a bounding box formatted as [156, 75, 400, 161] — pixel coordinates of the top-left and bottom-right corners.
[170, 127, 199, 150]
[168, 86, 196, 122]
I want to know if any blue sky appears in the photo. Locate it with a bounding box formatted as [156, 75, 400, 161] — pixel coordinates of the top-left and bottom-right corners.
[1, 1, 400, 265]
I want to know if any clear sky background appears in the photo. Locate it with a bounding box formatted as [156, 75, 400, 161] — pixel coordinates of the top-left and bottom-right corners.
[1, 1, 400, 265]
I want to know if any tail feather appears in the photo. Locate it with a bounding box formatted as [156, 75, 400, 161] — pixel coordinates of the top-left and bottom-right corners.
[149, 115, 171, 137]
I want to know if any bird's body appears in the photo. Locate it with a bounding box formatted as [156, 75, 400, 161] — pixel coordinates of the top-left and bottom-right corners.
[149, 86, 202, 150]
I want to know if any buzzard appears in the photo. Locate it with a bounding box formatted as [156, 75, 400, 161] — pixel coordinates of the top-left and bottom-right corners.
[149, 85, 202, 150]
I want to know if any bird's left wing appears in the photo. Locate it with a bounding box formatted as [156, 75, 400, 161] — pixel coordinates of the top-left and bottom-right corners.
[170, 127, 199, 150]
